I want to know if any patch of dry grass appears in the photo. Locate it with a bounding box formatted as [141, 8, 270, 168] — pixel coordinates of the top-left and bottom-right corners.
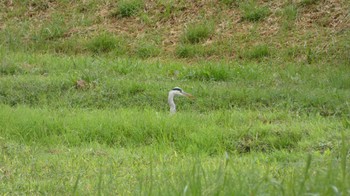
[0, 0, 349, 64]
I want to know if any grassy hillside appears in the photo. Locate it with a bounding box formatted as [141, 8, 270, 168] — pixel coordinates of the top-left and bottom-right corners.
[1, 0, 349, 63]
[0, 0, 350, 195]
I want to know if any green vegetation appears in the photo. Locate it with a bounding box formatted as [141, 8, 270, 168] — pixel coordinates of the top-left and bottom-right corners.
[219, 0, 239, 7]
[281, 3, 298, 30]
[0, 105, 349, 194]
[1, 0, 349, 64]
[136, 42, 161, 58]
[283, 4, 298, 21]
[0, 49, 349, 195]
[175, 44, 217, 58]
[299, 0, 320, 7]
[0, 0, 349, 195]
[181, 21, 215, 44]
[242, 44, 270, 60]
[111, 0, 144, 18]
[240, 1, 270, 22]
[87, 33, 123, 54]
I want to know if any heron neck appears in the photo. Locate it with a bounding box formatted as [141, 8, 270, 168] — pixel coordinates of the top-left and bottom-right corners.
[168, 91, 176, 113]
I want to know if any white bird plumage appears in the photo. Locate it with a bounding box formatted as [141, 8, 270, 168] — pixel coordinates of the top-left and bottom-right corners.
[168, 87, 193, 114]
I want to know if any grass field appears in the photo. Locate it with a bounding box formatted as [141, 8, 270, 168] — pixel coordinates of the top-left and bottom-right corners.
[1, 0, 350, 195]
[0, 50, 349, 195]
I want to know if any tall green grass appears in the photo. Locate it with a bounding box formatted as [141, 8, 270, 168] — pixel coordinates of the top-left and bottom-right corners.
[87, 33, 127, 54]
[0, 104, 349, 194]
[181, 21, 215, 44]
[0, 105, 347, 153]
[135, 42, 161, 58]
[241, 44, 270, 60]
[111, 0, 144, 18]
[0, 51, 349, 194]
[1, 1, 350, 193]
[0, 51, 349, 116]
[240, 1, 270, 22]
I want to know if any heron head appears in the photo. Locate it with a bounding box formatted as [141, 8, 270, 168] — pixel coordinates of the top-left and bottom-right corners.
[171, 87, 193, 98]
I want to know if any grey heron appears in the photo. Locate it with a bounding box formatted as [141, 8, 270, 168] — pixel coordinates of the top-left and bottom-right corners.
[168, 87, 193, 114]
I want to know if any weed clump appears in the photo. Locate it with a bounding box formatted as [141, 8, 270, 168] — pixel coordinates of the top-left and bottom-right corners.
[225, 127, 303, 153]
[111, 0, 143, 18]
[240, 1, 270, 22]
[181, 21, 215, 44]
[281, 4, 298, 30]
[219, 0, 240, 7]
[298, 0, 320, 7]
[87, 33, 124, 54]
[0, 61, 23, 75]
[182, 65, 231, 81]
[32, 14, 67, 41]
[283, 4, 298, 21]
[175, 44, 200, 58]
[136, 43, 160, 58]
[26, 0, 50, 11]
[175, 44, 217, 58]
[243, 45, 270, 60]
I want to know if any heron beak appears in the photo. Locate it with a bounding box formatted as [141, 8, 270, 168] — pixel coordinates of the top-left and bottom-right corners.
[182, 92, 194, 98]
